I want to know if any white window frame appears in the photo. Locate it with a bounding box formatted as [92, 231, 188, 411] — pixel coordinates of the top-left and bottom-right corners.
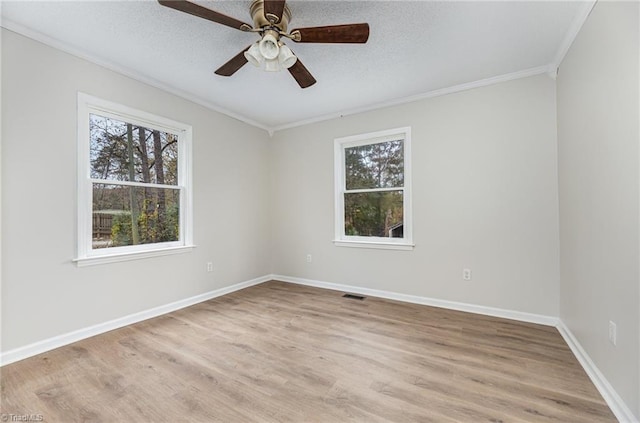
[74, 93, 194, 266]
[334, 127, 414, 250]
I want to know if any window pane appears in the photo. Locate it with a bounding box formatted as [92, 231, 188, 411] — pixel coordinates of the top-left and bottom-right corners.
[345, 140, 404, 190]
[90, 114, 178, 185]
[344, 191, 403, 238]
[92, 183, 180, 249]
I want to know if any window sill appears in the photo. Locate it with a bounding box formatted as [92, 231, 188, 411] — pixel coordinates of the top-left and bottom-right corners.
[73, 245, 195, 267]
[333, 240, 414, 251]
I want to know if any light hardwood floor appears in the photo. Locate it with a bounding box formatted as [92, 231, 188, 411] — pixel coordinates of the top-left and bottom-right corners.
[1, 281, 616, 422]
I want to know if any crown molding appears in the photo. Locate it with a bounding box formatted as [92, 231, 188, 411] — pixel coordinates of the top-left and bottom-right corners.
[271, 64, 553, 132]
[550, 0, 597, 72]
[0, 18, 272, 134]
[3, 13, 580, 137]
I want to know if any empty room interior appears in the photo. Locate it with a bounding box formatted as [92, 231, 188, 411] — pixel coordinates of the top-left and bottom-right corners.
[1, 0, 639, 422]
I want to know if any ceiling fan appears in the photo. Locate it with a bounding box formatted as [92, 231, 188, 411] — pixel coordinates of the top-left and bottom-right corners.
[158, 0, 370, 88]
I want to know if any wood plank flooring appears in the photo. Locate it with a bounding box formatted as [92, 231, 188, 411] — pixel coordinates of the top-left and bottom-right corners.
[1, 281, 616, 422]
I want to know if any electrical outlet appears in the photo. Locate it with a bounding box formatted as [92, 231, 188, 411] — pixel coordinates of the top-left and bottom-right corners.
[306, 254, 312, 263]
[608, 321, 617, 346]
[462, 268, 472, 281]
[207, 262, 213, 272]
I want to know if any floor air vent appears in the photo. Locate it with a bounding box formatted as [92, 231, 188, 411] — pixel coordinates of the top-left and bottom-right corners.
[343, 293, 366, 300]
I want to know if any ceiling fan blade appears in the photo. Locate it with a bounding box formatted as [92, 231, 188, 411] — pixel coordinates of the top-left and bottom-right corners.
[214, 46, 251, 76]
[158, 0, 252, 31]
[264, 0, 286, 24]
[290, 23, 369, 43]
[287, 57, 316, 89]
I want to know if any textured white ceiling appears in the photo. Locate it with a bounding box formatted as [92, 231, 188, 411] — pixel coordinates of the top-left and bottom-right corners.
[2, 1, 588, 131]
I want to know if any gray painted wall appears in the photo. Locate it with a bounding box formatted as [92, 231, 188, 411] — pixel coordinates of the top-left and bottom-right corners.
[270, 74, 560, 317]
[1, 29, 272, 351]
[557, 1, 639, 418]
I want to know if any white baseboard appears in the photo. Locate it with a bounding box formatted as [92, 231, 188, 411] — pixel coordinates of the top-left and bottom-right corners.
[557, 322, 638, 423]
[0, 275, 271, 366]
[271, 274, 559, 326]
[3, 273, 636, 423]
[274, 274, 638, 422]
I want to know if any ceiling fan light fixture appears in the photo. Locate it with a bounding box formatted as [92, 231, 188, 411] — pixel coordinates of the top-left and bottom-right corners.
[278, 44, 297, 69]
[259, 31, 280, 60]
[244, 42, 263, 67]
[264, 58, 281, 72]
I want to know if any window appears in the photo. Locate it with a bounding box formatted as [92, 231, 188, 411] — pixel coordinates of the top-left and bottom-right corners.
[334, 127, 413, 250]
[75, 93, 193, 266]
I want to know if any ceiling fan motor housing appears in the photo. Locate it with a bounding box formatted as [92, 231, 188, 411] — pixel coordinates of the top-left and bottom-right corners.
[250, 0, 292, 33]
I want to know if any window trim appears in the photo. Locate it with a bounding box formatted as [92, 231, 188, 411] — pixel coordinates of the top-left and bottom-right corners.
[74, 93, 194, 266]
[333, 127, 414, 250]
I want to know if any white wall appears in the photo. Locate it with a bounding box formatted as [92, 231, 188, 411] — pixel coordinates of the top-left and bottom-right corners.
[0, 29, 271, 352]
[270, 74, 560, 316]
[557, 1, 640, 418]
